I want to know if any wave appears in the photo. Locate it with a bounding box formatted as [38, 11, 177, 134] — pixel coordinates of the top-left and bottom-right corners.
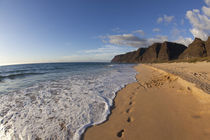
[0, 63, 137, 140]
[0, 72, 44, 81]
[0, 69, 28, 74]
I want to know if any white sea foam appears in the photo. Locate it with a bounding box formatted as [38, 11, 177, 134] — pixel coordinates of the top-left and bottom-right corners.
[0, 64, 137, 140]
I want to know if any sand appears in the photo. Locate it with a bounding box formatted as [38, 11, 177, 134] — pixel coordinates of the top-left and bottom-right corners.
[84, 62, 210, 140]
[151, 62, 210, 94]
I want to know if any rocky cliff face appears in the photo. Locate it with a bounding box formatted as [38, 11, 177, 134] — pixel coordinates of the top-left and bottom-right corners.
[111, 41, 187, 63]
[158, 42, 187, 61]
[179, 38, 207, 59]
[141, 42, 187, 62]
[111, 37, 210, 63]
[141, 43, 161, 63]
[206, 37, 210, 56]
[111, 48, 146, 63]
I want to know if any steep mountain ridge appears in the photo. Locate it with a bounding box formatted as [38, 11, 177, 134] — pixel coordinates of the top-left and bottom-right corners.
[111, 37, 210, 63]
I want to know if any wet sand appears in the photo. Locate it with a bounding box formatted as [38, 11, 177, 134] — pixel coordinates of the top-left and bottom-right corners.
[84, 62, 210, 140]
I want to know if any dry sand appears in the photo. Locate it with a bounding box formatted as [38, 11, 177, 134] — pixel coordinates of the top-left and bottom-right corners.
[151, 62, 210, 94]
[84, 62, 210, 140]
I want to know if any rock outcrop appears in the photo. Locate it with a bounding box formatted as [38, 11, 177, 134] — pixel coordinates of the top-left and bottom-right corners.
[206, 37, 210, 56]
[179, 38, 207, 59]
[158, 42, 187, 61]
[140, 43, 161, 63]
[111, 41, 187, 63]
[111, 48, 146, 63]
[111, 37, 210, 63]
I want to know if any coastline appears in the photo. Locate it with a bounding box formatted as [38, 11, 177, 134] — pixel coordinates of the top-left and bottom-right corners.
[0, 63, 137, 140]
[83, 62, 210, 140]
[80, 64, 139, 140]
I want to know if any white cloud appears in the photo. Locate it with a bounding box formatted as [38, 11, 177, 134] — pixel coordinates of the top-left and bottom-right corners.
[205, 0, 210, 6]
[157, 17, 163, 23]
[202, 6, 210, 16]
[153, 28, 160, 32]
[171, 28, 182, 37]
[133, 29, 145, 36]
[186, 1, 210, 40]
[106, 33, 168, 48]
[108, 34, 148, 47]
[164, 15, 174, 23]
[175, 36, 193, 46]
[97, 35, 108, 43]
[62, 54, 109, 62]
[157, 15, 174, 24]
[147, 35, 168, 44]
[190, 28, 209, 40]
[97, 35, 106, 40]
[62, 45, 131, 62]
[84, 45, 122, 53]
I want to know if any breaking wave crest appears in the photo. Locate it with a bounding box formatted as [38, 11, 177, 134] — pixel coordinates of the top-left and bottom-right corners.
[0, 73, 44, 81]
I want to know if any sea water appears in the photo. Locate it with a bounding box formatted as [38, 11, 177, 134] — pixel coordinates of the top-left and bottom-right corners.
[0, 62, 137, 140]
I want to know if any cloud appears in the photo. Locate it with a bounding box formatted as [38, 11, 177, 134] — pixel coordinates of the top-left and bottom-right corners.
[157, 15, 174, 24]
[112, 27, 124, 33]
[133, 29, 145, 36]
[187, 9, 210, 30]
[171, 28, 181, 36]
[153, 28, 161, 32]
[147, 35, 168, 44]
[175, 36, 193, 46]
[62, 54, 109, 62]
[164, 15, 174, 23]
[106, 33, 168, 48]
[62, 45, 131, 62]
[157, 17, 163, 23]
[186, 0, 210, 40]
[205, 0, 210, 6]
[97, 35, 108, 43]
[171, 28, 183, 37]
[84, 45, 122, 53]
[108, 34, 148, 47]
[190, 28, 208, 40]
[202, 6, 210, 16]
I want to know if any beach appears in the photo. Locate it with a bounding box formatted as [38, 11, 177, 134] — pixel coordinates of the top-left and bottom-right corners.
[84, 62, 210, 140]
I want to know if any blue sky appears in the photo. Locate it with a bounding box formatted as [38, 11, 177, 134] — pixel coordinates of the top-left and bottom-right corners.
[0, 0, 209, 65]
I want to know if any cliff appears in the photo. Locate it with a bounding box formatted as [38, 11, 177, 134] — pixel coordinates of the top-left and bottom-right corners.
[140, 43, 161, 63]
[179, 38, 207, 59]
[111, 37, 210, 63]
[111, 41, 187, 63]
[206, 37, 210, 57]
[158, 42, 186, 61]
[111, 48, 146, 63]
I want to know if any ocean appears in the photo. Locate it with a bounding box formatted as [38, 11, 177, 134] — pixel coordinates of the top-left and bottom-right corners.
[0, 62, 137, 140]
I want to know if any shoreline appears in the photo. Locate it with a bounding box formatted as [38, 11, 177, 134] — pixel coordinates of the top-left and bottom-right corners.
[84, 62, 210, 140]
[80, 64, 139, 140]
[0, 63, 137, 140]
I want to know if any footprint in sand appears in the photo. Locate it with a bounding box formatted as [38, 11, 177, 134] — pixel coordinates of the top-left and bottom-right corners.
[127, 117, 133, 123]
[132, 92, 137, 95]
[192, 115, 201, 119]
[187, 87, 191, 91]
[117, 129, 124, 138]
[126, 108, 130, 113]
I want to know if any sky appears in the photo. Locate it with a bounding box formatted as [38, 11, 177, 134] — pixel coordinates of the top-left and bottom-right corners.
[0, 0, 210, 65]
